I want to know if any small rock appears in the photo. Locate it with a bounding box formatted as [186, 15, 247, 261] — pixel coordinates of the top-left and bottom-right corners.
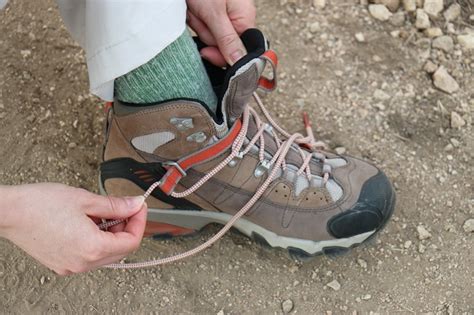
[418, 243, 426, 253]
[423, 60, 438, 73]
[313, 0, 326, 8]
[444, 143, 453, 151]
[424, 0, 444, 17]
[415, 9, 431, 29]
[417, 225, 432, 240]
[450, 138, 460, 147]
[282, 299, 294, 313]
[309, 22, 320, 33]
[463, 219, 474, 233]
[355, 32, 366, 42]
[217, 310, 225, 315]
[432, 66, 459, 94]
[326, 279, 341, 291]
[402, 0, 416, 11]
[335, 147, 346, 155]
[373, 89, 390, 100]
[369, 4, 393, 21]
[40, 276, 45, 285]
[432, 35, 454, 52]
[404, 240, 412, 249]
[443, 3, 461, 21]
[20, 49, 31, 58]
[68, 142, 77, 148]
[457, 34, 474, 50]
[450, 111, 466, 129]
[390, 30, 401, 38]
[362, 294, 372, 300]
[424, 27, 443, 38]
[389, 11, 406, 26]
[357, 259, 368, 269]
[378, 0, 401, 12]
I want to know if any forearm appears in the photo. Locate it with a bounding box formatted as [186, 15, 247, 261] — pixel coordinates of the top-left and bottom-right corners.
[0, 185, 21, 239]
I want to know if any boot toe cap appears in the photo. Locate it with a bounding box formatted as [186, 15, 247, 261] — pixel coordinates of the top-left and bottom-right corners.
[327, 170, 396, 239]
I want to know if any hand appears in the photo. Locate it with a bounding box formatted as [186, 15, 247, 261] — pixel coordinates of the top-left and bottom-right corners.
[0, 183, 147, 275]
[186, 0, 256, 66]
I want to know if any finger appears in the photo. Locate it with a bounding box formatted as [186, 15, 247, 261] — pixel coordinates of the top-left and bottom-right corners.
[227, 1, 256, 34]
[200, 46, 227, 67]
[108, 221, 127, 233]
[205, 12, 247, 65]
[98, 204, 147, 255]
[186, 11, 216, 46]
[85, 195, 145, 220]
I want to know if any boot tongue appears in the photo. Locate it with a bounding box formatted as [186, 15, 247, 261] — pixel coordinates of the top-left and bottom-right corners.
[219, 29, 268, 125]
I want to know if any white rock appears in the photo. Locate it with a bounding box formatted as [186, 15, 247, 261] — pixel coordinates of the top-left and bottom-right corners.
[326, 279, 341, 291]
[369, 4, 393, 21]
[282, 299, 294, 313]
[402, 0, 417, 11]
[217, 310, 225, 315]
[424, 27, 443, 38]
[417, 225, 432, 240]
[432, 66, 459, 94]
[443, 3, 461, 21]
[355, 32, 366, 42]
[450, 111, 466, 129]
[313, 0, 326, 8]
[20, 49, 31, 58]
[404, 240, 412, 249]
[335, 147, 346, 155]
[415, 9, 430, 29]
[432, 35, 454, 52]
[357, 258, 368, 269]
[457, 34, 474, 50]
[378, 0, 401, 12]
[463, 219, 474, 233]
[309, 22, 321, 33]
[424, 0, 444, 17]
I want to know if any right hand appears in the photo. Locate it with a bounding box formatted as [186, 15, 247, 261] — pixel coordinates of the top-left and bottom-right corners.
[0, 183, 147, 275]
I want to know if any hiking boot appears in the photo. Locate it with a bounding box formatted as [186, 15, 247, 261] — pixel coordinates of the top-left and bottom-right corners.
[100, 29, 395, 260]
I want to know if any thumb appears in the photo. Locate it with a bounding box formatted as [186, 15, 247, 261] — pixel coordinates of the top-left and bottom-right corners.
[206, 15, 246, 65]
[86, 195, 145, 219]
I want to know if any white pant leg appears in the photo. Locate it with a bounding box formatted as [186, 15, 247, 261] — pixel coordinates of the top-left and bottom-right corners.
[57, 0, 186, 101]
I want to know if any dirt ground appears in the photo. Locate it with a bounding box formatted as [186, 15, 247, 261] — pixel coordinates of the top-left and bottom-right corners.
[1, 0, 473, 313]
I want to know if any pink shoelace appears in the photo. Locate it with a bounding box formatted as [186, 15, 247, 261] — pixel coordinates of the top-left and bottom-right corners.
[99, 92, 331, 269]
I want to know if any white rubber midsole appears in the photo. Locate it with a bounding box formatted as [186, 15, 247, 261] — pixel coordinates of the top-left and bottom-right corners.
[148, 208, 375, 255]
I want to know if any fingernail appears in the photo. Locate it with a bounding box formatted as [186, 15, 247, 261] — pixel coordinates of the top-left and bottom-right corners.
[230, 49, 245, 63]
[126, 196, 145, 209]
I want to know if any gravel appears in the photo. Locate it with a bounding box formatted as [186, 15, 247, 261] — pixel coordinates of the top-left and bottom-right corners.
[457, 34, 474, 50]
[417, 225, 432, 240]
[369, 4, 393, 21]
[326, 279, 341, 291]
[281, 299, 294, 313]
[432, 35, 454, 53]
[463, 219, 474, 233]
[415, 9, 431, 29]
[423, 0, 444, 17]
[450, 112, 466, 129]
[432, 66, 459, 94]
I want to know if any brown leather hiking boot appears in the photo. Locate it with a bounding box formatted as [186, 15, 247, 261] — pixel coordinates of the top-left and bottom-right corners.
[100, 29, 395, 260]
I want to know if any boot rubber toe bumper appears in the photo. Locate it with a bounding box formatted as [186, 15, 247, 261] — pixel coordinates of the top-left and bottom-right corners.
[327, 171, 395, 239]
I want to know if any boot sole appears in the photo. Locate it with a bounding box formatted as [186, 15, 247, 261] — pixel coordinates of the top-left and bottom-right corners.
[99, 176, 395, 261]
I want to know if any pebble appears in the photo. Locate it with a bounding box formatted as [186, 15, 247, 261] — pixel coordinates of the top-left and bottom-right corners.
[415, 9, 430, 29]
[417, 225, 432, 240]
[369, 4, 393, 21]
[355, 32, 366, 42]
[309, 22, 321, 33]
[389, 11, 406, 26]
[282, 299, 294, 313]
[40, 276, 45, 285]
[444, 143, 453, 151]
[68, 142, 77, 148]
[423, 60, 438, 73]
[362, 294, 372, 300]
[462, 219, 474, 233]
[20, 49, 31, 58]
[313, 0, 326, 8]
[424, 27, 443, 38]
[404, 240, 412, 249]
[423, 0, 443, 17]
[432, 35, 454, 53]
[373, 89, 390, 100]
[335, 147, 346, 155]
[457, 34, 474, 50]
[432, 66, 459, 94]
[450, 112, 466, 129]
[378, 0, 400, 12]
[357, 259, 368, 269]
[443, 3, 461, 21]
[217, 310, 225, 315]
[326, 279, 341, 291]
[402, 0, 416, 12]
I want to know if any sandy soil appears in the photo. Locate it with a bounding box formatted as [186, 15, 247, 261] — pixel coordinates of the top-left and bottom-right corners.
[0, 0, 473, 313]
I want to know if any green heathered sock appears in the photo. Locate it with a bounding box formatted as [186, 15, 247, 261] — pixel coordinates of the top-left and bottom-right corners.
[115, 30, 218, 112]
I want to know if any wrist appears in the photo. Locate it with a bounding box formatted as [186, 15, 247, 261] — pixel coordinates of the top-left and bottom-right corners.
[0, 185, 22, 238]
